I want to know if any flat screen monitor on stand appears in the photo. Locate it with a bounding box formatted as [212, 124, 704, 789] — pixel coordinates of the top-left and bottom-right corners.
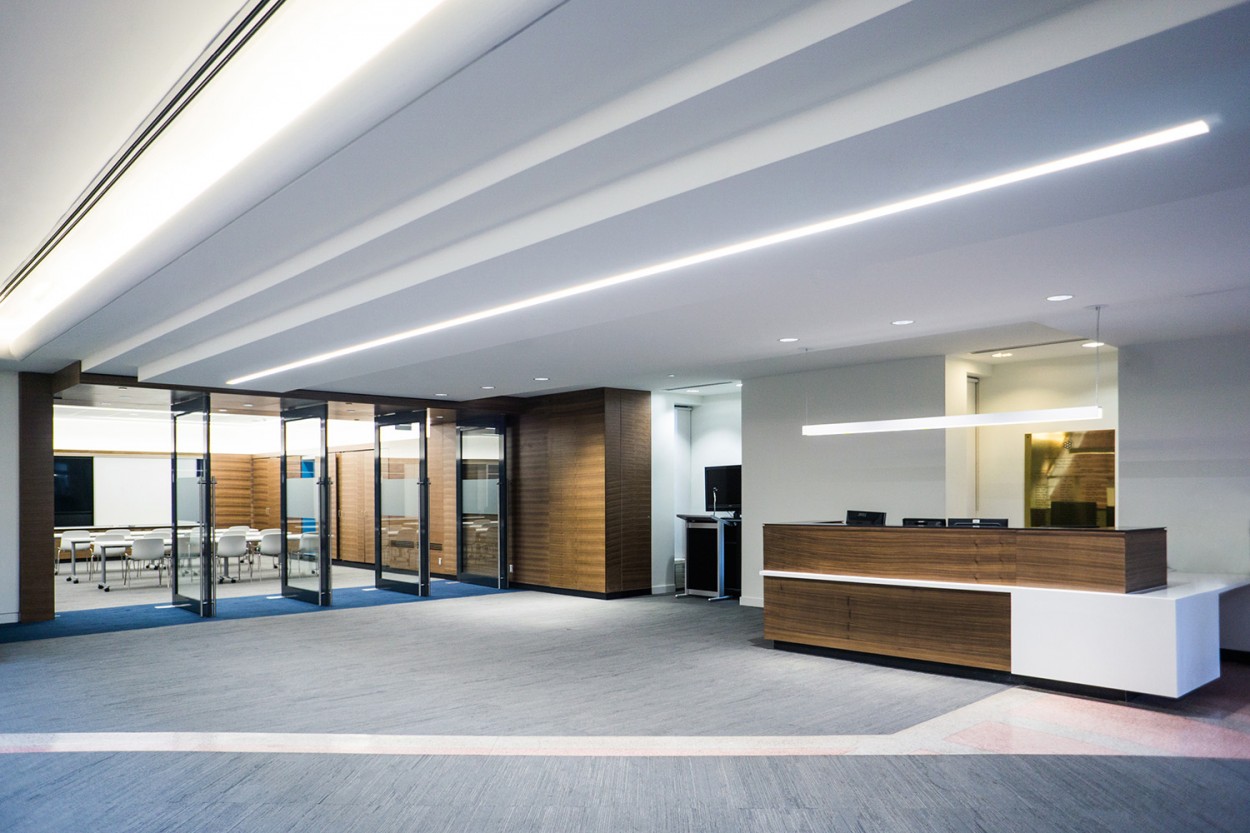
[846, 510, 886, 526]
[704, 465, 741, 517]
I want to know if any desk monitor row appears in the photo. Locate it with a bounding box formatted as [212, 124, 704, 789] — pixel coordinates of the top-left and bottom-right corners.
[846, 512, 1010, 528]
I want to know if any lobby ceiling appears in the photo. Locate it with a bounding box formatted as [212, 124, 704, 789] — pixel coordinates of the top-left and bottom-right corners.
[3, 0, 1248, 401]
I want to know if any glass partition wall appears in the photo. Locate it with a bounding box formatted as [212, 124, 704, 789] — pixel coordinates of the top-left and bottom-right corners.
[171, 394, 213, 616]
[281, 403, 331, 605]
[376, 411, 429, 595]
[457, 417, 507, 588]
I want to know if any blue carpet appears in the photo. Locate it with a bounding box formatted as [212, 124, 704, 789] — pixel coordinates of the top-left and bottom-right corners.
[0, 581, 507, 644]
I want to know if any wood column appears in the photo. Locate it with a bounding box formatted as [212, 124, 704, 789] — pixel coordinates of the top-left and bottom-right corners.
[18, 372, 54, 622]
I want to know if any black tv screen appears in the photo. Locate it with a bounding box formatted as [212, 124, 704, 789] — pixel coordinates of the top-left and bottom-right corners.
[846, 510, 886, 526]
[54, 455, 94, 527]
[704, 465, 741, 514]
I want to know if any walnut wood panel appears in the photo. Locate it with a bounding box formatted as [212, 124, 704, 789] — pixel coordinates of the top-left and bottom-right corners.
[1016, 528, 1167, 593]
[210, 454, 254, 528]
[428, 417, 457, 577]
[19, 373, 54, 622]
[251, 455, 281, 531]
[604, 389, 652, 594]
[336, 449, 374, 564]
[764, 525, 1016, 585]
[764, 577, 1012, 671]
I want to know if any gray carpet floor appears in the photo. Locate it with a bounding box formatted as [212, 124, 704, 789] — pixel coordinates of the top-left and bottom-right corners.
[3, 591, 1249, 832]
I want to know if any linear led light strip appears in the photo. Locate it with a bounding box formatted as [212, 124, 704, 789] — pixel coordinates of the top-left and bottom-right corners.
[0, 0, 449, 352]
[802, 405, 1104, 436]
[227, 119, 1209, 386]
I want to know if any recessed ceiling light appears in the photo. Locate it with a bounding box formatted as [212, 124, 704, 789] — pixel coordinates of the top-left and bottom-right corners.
[891, 319, 915, 326]
[481, 385, 495, 390]
[434, 393, 448, 397]
[666, 374, 676, 378]
[685, 389, 700, 394]
[1047, 294, 1075, 302]
[533, 376, 549, 382]
[778, 337, 799, 343]
[223, 119, 1210, 387]
[1082, 341, 1105, 348]
[243, 403, 254, 407]
[991, 352, 1013, 358]
[736, 383, 743, 387]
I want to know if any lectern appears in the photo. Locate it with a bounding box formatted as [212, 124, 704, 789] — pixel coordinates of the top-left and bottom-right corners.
[676, 514, 741, 601]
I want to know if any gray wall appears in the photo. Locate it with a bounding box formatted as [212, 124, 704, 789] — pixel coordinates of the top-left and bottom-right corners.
[740, 356, 947, 607]
[1119, 333, 1250, 574]
[0, 372, 17, 623]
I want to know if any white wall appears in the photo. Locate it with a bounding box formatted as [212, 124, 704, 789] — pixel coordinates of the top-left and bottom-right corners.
[688, 392, 742, 509]
[973, 352, 1118, 528]
[741, 357, 947, 607]
[0, 372, 19, 624]
[1119, 333, 1250, 575]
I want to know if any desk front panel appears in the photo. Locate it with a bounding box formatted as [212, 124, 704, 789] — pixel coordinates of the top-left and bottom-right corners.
[764, 576, 1012, 671]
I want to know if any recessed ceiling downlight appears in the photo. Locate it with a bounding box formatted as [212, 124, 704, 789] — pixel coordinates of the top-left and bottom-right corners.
[1047, 294, 1075, 302]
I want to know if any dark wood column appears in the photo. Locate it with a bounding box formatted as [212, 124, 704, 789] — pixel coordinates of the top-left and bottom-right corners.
[18, 372, 54, 622]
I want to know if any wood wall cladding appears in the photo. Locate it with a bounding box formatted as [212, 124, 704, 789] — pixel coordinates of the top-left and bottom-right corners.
[18, 373, 54, 622]
[210, 454, 254, 528]
[605, 389, 652, 594]
[336, 449, 374, 564]
[763, 577, 1012, 671]
[251, 455, 281, 530]
[512, 388, 651, 596]
[428, 416, 458, 577]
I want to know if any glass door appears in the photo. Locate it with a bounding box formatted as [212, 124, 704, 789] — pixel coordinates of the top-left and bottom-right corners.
[171, 394, 214, 616]
[281, 402, 331, 606]
[457, 417, 507, 588]
[376, 411, 429, 596]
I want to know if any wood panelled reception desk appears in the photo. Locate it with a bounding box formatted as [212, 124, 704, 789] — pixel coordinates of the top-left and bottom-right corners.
[762, 524, 1248, 696]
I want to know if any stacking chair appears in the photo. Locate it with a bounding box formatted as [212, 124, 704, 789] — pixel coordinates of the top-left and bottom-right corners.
[58, 530, 93, 584]
[124, 535, 168, 586]
[296, 532, 320, 576]
[258, 531, 283, 572]
[215, 533, 250, 583]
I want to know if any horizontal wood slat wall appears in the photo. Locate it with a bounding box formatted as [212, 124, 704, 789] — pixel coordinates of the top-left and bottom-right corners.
[336, 449, 374, 564]
[251, 456, 281, 531]
[764, 525, 1166, 593]
[429, 417, 457, 577]
[210, 454, 253, 528]
[763, 577, 1012, 671]
[512, 389, 651, 596]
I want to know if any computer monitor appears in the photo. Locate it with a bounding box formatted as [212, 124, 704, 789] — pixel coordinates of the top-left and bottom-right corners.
[846, 510, 886, 526]
[947, 517, 1009, 528]
[704, 465, 741, 515]
[902, 517, 946, 528]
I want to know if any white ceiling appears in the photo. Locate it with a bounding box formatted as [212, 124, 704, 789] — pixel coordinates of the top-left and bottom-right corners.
[3, 0, 1249, 402]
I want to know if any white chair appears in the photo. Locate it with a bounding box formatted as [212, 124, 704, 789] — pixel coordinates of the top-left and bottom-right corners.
[258, 531, 283, 571]
[295, 532, 320, 576]
[215, 533, 249, 583]
[58, 530, 93, 584]
[124, 535, 167, 586]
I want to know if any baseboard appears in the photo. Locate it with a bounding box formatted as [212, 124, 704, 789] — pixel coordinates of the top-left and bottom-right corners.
[652, 583, 676, 595]
[738, 594, 764, 609]
[508, 582, 651, 600]
[0, 612, 17, 625]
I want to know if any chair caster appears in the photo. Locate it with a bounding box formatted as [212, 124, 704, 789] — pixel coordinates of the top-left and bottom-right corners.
[66, 576, 72, 582]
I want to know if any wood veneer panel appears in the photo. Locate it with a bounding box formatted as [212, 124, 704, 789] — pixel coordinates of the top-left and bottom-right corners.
[336, 449, 374, 564]
[764, 525, 1015, 585]
[250, 455, 281, 531]
[19, 373, 54, 622]
[605, 389, 651, 594]
[428, 418, 458, 577]
[763, 576, 1011, 671]
[1123, 528, 1168, 593]
[1015, 528, 1166, 593]
[211, 453, 254, 527]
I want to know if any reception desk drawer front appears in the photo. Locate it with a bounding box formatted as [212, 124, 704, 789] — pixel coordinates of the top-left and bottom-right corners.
[763, 576, 1012, 672]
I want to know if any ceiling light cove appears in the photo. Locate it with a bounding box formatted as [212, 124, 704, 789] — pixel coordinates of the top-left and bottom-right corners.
[0, 0, 449, 356]
[224, 120, 1209, 387]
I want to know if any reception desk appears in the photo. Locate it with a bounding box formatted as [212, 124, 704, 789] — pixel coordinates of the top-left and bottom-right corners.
[762, 524, 1247, 697]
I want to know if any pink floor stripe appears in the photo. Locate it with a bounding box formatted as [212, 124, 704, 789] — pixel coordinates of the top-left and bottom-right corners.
[1020, 697, 1250, 758]
[945, 722, 1122, 756]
